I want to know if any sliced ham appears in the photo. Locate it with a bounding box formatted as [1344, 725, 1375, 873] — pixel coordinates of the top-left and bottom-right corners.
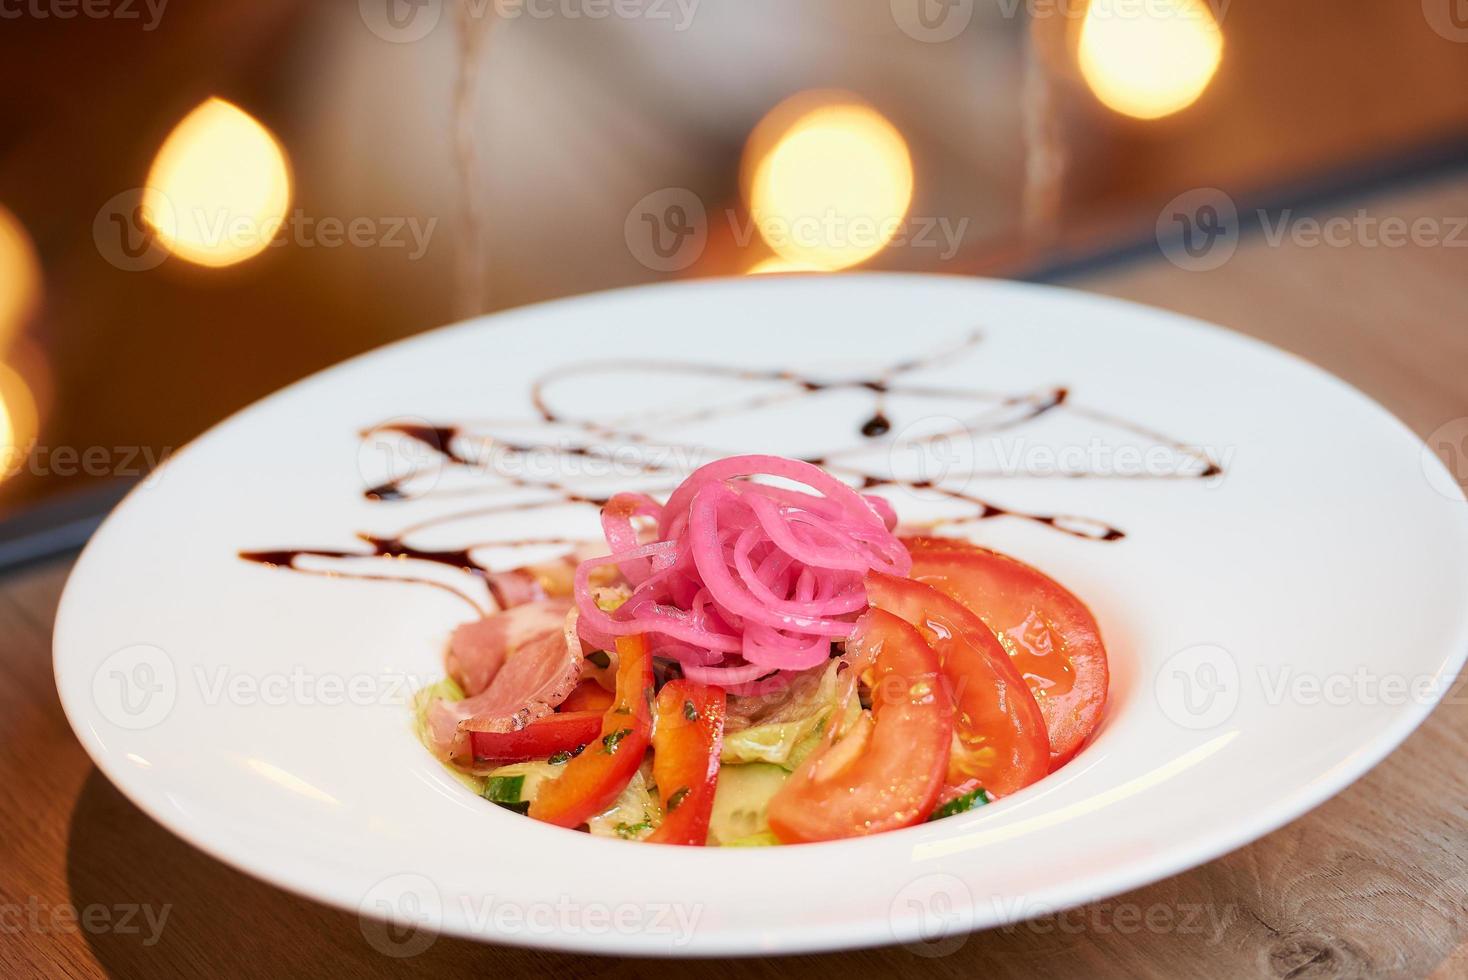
[429, 604, 585, 763]
[445, 598, 572, 696]
[485, 568, 548, 609]
[486, 542, 610, 610]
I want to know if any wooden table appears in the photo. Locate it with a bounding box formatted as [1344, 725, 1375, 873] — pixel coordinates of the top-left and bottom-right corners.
[4, 173, 1466, 979]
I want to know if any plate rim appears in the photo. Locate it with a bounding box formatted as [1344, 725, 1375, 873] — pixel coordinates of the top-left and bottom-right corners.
[52, 272, 1468, 957]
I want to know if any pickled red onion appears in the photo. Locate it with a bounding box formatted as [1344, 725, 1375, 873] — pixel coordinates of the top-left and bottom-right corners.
[573, 454, 909, 689]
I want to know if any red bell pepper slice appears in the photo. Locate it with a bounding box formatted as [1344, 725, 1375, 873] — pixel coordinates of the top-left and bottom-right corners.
[560, 679, 615, 714]
[470, 710, 604, 764]
[646, 680, 726, 846]
[528, 635, 653, 828]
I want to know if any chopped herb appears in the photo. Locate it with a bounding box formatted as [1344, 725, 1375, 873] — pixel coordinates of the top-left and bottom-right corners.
[666, 786, 691, 812]
[484, 774, 525, 803]
[570, 742, 588, 757]
[683, 700, 699, 722]
[927, 788, 990, 821]
[484, 775, 529, 813]
[601, 727, 633, 754]
[547, 750, 572, 765]
[586, 651, 611, 669]
[614, 810, 655, 839]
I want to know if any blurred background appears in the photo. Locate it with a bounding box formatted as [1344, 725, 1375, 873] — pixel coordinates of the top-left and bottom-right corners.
[1, 0, 1466, 527]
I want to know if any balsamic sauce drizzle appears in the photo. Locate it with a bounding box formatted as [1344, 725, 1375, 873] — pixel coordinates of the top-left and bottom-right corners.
[242, 331, 1221, 606]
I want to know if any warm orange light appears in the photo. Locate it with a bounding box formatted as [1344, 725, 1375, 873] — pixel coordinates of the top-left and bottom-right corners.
[0, 205, 41, 349]
[745, 256, 824, 276]
[0, 361, 38, 482]
[143, 98, 292, 268]
[1077, 0, 1223, 120]
[744, 93, 914, 271]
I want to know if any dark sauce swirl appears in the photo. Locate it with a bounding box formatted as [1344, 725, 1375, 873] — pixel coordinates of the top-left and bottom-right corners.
[242, 331, 1221, 605]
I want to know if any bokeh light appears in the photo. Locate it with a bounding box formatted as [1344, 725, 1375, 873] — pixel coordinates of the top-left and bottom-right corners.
[0, 205, 41, 350]
[745, 255, 823, 276]
[143, 97, 292, 268]
[744, 94, 914, 271]
[1077, 0, 1224, 120]
[0, 362, 38, 483]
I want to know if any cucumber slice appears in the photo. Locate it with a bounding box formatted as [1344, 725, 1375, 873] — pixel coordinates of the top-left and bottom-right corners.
[928, 787, 991, 821]
[708, 763, 789, 845]
[484, 774, 528, 812]
[481, 761, 561, 813]
[586, 769, 662, 841]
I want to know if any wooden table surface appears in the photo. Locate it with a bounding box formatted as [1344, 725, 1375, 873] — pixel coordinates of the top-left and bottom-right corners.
[4, 173, 1466, 980]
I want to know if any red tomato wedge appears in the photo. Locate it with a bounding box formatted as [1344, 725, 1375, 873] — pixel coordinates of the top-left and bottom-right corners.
[529, 635, 653, 828]
[902, 537, 1109, 767]
[470, 710, 603, 763]
[767, 609, 953, 843]
[865, 572, 1050, 797]
[646, 680, 726, 846]
[560, 679, 615, 714]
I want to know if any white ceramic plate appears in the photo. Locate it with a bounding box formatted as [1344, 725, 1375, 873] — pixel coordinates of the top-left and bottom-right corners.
[55, 275, 1468, 957]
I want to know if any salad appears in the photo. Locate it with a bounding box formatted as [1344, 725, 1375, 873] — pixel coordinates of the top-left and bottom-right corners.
[417, 455, 1108, 845]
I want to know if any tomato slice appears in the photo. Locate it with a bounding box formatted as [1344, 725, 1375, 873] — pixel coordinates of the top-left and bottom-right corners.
[865, 571, 1049, 797]
[470, 710, 603, 763]
[560, 679, 615, 714]
[767, 609, 953, 843]
[528, 635, 653, 828]
[646, 680, 726, 846]
[902, 538, 1109, 767]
